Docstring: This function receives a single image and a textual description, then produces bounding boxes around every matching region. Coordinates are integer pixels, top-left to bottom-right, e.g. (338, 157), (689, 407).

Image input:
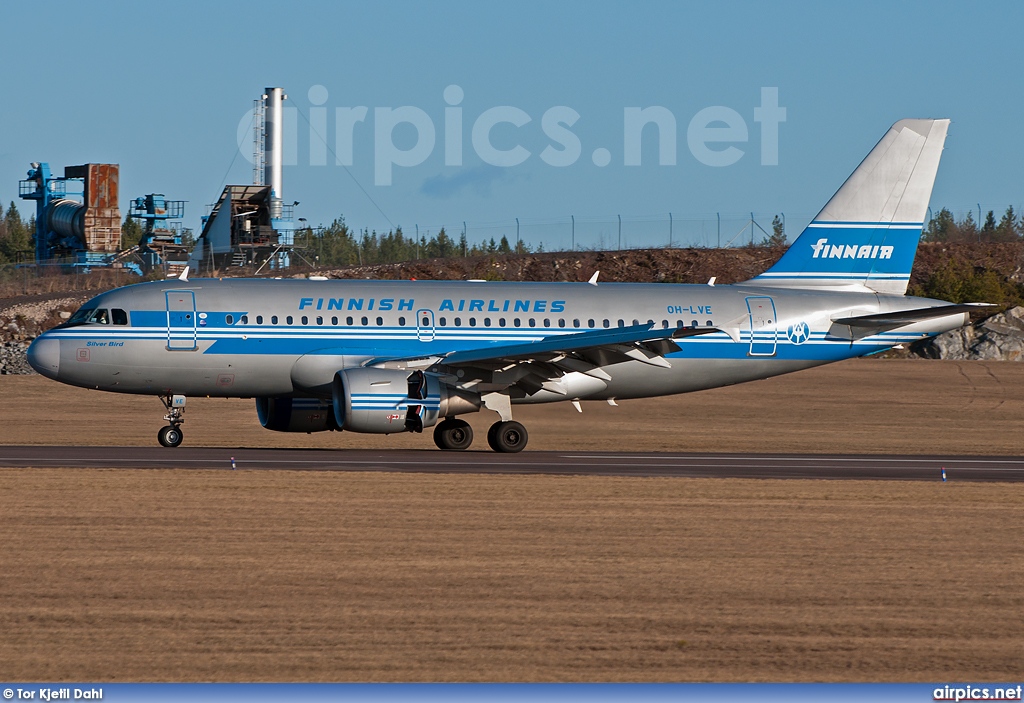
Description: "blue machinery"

(129, 194), (189, 273)
(19, 162), (127, 270)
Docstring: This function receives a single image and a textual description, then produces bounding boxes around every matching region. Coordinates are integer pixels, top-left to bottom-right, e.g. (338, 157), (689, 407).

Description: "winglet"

(178, 265), (190, 282)
(588, 271), (600, 286)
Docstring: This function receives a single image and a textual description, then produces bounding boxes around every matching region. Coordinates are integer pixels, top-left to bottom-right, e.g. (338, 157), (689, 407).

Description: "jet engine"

(256, 396), (339, 433)
(332, 368), (480, 434)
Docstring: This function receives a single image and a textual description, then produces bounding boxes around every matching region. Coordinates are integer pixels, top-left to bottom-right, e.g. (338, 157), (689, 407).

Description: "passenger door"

(166, 290), (198, 351)
(746, 296), (777, 356)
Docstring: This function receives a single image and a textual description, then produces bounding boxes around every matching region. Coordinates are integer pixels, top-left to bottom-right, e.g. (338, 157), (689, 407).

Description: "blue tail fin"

(749, 119), (949, 295)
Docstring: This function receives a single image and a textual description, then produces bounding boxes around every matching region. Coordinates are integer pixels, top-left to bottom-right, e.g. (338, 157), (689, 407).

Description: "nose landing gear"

(158, 394), (186, 447)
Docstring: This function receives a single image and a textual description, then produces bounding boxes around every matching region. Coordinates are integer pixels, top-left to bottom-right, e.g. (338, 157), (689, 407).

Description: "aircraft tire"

(486, 421), (528, 453)
(158, 425), (184, 448)
(433, 418), (473, 451)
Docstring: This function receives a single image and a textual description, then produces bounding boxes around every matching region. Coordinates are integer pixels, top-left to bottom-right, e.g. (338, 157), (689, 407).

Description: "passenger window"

(240, 315), (248, 324)
(226, 314), (234, 325)
(271, 316), (279, 325)
(528, 319), (536, 328)
(399, 316), (406, 326)
(361, 316), (368, 326)
(484, 318), (491, 327)
(439, 317), (447, 326)
(376, 317), (383, 326)
(331, 316), (338, 325)
(111, 309), (128, 325)
(706, 320), (713, 326)
(256, 315), (263, 325)
(558, 319), (565, 328)
(499, 318), (506, 327)
(691, 319), (698, 327)
(346, 316), (353, 326)
(632, 319), (639, 326)
(588, 319), (595, 328)
(603, 319), (610, 328)
(316, 316), (323, 325)
(514, 318), (521, 327)
(617, 319), (624, 327)
(286, 316), (294, 325)
(676, 320), (683, 328)
(469, 317), (476, 327)
(573, 319), (580, 328)
(543, 319), (550, 327)
(301, 316), (308, 325)
(662, 320), (669, 328)
(454, 317), (462, 327)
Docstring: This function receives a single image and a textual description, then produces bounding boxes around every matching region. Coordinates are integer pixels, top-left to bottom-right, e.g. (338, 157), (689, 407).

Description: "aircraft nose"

(27, 335), (60, 379)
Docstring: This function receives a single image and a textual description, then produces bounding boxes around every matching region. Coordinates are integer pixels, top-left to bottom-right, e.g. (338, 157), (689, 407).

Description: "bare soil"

(1, 360), (1022, 682)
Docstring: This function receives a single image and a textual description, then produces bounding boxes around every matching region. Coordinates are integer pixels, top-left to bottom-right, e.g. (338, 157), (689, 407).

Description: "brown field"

(1, 359), (1023, 681)
(3, 358), (1024, 454)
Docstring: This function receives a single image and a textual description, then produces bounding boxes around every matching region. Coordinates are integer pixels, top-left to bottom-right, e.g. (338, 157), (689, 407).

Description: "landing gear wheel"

(433, 418), (474, 451)
(158, 425), (183, 448)
(486, 421), (528, 453)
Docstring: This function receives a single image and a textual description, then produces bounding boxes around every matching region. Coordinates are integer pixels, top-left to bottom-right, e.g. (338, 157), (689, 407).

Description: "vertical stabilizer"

(749, 119), (949, 295)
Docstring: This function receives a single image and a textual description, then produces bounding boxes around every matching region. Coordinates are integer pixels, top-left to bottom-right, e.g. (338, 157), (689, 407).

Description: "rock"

(913, 306), (1024, 361)
(0, 341), (34, 375)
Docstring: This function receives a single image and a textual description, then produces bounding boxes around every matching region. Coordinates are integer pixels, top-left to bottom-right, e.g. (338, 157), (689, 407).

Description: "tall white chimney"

(263, 87), (286, 217)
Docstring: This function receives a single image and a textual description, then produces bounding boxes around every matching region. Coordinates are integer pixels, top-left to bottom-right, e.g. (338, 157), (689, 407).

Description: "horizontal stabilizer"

(829, 303), (994, 339)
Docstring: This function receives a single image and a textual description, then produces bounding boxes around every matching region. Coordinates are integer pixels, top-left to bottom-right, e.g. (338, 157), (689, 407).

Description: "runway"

(2, 445), (1024, 481)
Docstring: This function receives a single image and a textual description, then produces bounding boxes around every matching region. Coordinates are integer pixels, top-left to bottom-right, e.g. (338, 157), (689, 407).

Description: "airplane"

(27, 118), (984, 452)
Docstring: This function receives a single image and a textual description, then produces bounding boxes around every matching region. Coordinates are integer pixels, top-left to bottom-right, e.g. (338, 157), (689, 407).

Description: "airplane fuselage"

(31, 277), (965, 402)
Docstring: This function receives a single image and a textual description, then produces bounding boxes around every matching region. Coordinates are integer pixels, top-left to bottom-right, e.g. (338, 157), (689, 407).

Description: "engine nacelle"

(332, 367), (480, 434)
(256, 396), (339, 433)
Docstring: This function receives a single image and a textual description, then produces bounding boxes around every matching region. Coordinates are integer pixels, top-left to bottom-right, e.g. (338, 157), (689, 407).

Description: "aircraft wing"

(369, 323), (719, 393)
(829, 303), (995, 339)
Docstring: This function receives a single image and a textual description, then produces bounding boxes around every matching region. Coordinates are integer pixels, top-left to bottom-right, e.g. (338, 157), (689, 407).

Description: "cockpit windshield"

(60, 307), (128, 328)
(65, 307), (97, 326)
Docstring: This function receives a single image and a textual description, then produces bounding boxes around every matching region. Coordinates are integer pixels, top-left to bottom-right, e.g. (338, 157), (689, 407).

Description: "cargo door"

(166, 290), (198, 351)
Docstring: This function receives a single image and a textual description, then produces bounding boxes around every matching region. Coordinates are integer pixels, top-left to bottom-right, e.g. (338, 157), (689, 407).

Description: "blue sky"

(1, 0), (1021, 248)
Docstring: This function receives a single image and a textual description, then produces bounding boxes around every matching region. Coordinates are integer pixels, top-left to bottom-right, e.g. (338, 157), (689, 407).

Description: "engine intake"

(256, 396), (338, 433)
(332, 368), (480, 434)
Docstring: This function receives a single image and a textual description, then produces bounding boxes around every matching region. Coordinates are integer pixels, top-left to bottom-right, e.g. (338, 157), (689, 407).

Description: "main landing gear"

(158, 394), (186, 447)
(432, 418), (529, 453)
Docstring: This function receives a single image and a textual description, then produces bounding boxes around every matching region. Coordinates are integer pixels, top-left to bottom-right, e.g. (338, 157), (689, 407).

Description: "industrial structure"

(128, 194), (189, 275)
(19, 162), (132, 271)
(188, 87), (298, 273)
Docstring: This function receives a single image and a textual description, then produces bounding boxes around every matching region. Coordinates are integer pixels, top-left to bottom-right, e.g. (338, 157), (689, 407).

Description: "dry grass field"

(4, 358), (1024, 454)
(1, 359), (1023, 681)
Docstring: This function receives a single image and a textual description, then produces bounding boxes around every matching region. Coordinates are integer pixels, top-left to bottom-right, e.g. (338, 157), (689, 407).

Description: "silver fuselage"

(30, 277), (965, 402)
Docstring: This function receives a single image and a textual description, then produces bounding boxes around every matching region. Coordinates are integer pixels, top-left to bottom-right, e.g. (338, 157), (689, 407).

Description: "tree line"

(3, 201), (1024, 267)
(294, 217), (535, 267)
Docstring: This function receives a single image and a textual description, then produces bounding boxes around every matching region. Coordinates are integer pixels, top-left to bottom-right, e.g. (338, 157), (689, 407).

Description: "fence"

(400, 212), (816, 253)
